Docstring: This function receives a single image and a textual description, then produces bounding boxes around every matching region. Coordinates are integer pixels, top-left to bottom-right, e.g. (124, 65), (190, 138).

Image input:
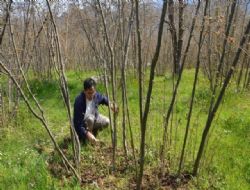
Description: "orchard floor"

(0, 70), (250, 189)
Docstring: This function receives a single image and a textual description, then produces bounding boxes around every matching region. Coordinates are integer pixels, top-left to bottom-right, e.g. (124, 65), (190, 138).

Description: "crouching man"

(73, 78), (117, 144)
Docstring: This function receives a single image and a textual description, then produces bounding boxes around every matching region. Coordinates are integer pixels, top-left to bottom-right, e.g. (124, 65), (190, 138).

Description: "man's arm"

(97, 93), (119, 113)
(97, 93), (109, 106)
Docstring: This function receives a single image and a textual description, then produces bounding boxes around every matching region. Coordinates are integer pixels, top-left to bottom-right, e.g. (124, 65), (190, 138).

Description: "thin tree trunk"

(247, 70), (250, 87)
(0, 84), (4, 127)
(243, 56), (250, 89)
(177, 0), (184, 74)
(125, 83), (137, 176)
(0, 60), (81, 181)
(136, 1), (167, 189)
(237, 42), (249, 91)
(135, 0), (143, 130)
(96, 0), (118, 170)
(178, 0), (209, 175)
(135, 0), (144, 185)
(205, 0), (213, 90)
(236, 1), (250, 91)
(160, 0), (201, 169)
(45, 0), (80, 169)
(209, 0), (237, 112)
(168, 0), (179, 74)
(0, 1), (12, 45)
(193, 18), (250, 176)
(120, 0), (134, 160)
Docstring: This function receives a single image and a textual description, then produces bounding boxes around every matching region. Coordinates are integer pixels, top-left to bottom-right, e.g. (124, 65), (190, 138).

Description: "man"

(73, 78), (117, 143)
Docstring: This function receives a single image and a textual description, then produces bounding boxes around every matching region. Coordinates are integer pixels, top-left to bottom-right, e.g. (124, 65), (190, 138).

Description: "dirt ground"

(46, 138), (192, 190)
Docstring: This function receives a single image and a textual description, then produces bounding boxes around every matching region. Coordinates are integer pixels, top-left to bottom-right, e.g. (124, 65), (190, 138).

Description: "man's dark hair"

(83, 78), (96, 90)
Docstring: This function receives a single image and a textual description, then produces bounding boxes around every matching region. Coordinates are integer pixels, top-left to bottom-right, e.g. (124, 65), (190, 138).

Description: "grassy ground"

(0, 69), (249, 189)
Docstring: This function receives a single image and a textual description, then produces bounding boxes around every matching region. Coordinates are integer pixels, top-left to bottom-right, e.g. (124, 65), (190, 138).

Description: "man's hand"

(110, 102), (119, 113)
(86, 131), (99, 144)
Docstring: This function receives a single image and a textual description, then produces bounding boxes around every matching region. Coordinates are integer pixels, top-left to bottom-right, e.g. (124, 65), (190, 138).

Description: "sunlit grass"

(0, 69), (249, 189)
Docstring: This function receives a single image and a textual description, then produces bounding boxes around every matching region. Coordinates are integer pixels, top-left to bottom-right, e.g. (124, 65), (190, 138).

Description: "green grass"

(0, 69), (250, 189)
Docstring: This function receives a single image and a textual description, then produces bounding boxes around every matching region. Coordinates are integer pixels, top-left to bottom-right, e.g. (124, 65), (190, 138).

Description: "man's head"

(83, 78), (96, 100)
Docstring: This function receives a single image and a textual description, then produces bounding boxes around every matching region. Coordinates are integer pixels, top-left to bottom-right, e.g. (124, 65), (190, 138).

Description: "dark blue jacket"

(73, 92), (109, 140)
